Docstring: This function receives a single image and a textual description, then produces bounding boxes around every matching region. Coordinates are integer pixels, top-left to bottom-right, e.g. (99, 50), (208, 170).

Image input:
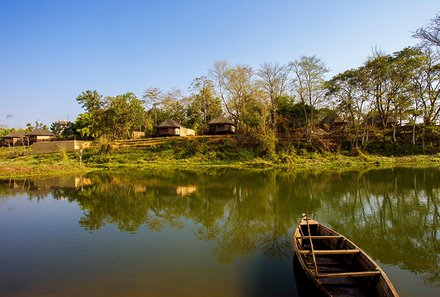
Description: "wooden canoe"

(293, 215), (399, 297)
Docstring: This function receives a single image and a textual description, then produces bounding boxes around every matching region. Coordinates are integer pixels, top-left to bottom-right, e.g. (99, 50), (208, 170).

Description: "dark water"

(0, 167), (439, 297)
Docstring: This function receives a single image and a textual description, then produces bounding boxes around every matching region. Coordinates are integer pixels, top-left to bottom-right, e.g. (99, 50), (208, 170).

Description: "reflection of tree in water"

(1, 167), (439, 285)
(316, 168), (440, 287)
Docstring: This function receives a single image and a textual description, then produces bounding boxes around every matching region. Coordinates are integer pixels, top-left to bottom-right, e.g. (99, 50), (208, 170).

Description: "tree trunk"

(412, 123), (416, 146)
(393, 125), (397, 143)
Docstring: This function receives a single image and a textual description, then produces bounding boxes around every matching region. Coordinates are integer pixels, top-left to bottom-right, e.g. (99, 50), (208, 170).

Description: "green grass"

(1, 138), (440, 178)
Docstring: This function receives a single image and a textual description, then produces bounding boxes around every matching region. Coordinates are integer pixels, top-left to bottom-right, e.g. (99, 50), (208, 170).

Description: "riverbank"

(1, 141), (440, 178)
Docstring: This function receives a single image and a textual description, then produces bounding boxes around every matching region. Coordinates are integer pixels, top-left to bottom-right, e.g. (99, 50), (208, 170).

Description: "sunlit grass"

(1, 138), (440, 178)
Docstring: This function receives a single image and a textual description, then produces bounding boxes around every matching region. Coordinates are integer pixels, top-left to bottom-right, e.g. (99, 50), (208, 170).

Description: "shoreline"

(1, 152), (439, 179)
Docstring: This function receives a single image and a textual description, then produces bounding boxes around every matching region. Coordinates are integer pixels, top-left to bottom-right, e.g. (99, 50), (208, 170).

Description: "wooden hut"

(2, 131), (26, 146)
(26, 129), (56, 144)
(320, 116), (347, 130)
(156, 120), (195, 137)
(207, 116), (236, 135)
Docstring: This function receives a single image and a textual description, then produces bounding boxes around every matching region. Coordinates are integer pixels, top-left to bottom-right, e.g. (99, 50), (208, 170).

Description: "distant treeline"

(2, 13), (440, 156)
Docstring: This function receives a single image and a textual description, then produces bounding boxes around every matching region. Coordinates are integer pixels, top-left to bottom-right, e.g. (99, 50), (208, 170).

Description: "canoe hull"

(293, 217), (399, 297)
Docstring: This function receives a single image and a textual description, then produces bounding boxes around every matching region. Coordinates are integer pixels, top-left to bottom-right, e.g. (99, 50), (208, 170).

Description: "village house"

(207, 116), (236, 135)
(2, 131), (26, 147)
(156, 119), (195, 137)
(26, 128), (56, 144)
(320, 116), (348, 131)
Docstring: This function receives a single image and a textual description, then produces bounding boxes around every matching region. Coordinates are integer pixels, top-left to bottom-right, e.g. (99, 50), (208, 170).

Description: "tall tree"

(290, 56), (329, 141)
(189, 76), (222, 131)
(74, 90), (105, 139)
(388, 48), (426, 142)
(76, 90), (104, 113)
(143, 87), (163, 127)
(104, 93), (146, 139)
(256, 63), (289, 132)
(410, 47), (440, 126)
(326, 67), (372, 149)
(211, 61), (256, 132)
(413, 13), (440, 49)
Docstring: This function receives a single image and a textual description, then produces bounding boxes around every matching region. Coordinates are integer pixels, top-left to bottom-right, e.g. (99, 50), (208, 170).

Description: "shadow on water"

(293, 255), (323, 297)
(243, 254), (300, 297)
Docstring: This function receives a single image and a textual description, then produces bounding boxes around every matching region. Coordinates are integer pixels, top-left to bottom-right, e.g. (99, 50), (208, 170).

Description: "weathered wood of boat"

(293, 215), (399, 297)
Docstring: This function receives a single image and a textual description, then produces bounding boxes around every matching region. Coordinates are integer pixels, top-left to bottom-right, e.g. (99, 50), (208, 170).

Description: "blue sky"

(1, 0), (439, 128)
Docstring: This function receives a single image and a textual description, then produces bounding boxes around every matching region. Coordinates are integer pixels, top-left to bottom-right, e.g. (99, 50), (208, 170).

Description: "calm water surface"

(0, 167), (439, 297)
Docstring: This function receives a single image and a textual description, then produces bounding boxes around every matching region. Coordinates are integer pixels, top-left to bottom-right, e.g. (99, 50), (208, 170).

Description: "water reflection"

(0, 167), (439, 288)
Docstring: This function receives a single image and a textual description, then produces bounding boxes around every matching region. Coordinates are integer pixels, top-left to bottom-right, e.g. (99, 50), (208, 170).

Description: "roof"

(208, 116), (234, 125)
(3, 131), (26, 138)
(157, 119), (185, 128)
(26, 129), (56, 136)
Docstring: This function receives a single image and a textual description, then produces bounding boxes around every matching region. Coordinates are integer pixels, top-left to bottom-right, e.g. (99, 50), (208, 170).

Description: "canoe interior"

(294, 219), (398, 297)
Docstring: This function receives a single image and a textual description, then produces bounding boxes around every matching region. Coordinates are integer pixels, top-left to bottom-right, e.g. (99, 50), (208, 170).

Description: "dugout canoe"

(293, 215), (399, 297)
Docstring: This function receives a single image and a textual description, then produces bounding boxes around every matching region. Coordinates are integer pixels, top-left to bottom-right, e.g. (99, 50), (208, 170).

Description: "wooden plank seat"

(300, 235), (343, 239)
(317, 271), (381, 279)
(299, 249), (360, 255)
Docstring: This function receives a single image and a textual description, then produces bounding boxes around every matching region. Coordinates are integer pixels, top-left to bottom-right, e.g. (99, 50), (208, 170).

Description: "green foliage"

(74, 112), (100, 139)
(103, 92), (146, 139)
(25, 121), (47, 132)
(50, 121), (76, 138)
(187, 77), (222, 133)
(277, 97), (316, 129)
(212, 61), (257, 132)
(76, 90), (103, 112)
(73, 91), (147, 140)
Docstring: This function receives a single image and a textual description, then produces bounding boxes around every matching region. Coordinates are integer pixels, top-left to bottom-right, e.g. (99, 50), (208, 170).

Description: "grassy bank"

(0, 147), (96, 178)
(2, 136), (440, 178)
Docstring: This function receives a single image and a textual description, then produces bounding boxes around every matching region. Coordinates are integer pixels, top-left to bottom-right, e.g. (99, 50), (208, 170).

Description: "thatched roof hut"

(207, 116), (235, 134)
(4, 131), (26, 138)
(157, 119), (185, 128)
(156, 120), (195, 137)
(26, 129), (56, 136)
(26, 129), (55, 143)
(2, 131), (26, 146)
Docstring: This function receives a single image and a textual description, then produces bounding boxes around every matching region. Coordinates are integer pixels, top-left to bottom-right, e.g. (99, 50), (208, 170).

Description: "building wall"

(2, 137), (25, 147)
(208, 124), (235, 134)
(180, 128), (195, 136)
(132, 131), (145, 139)
(157, 127), (180, 136)
(157, 127), (195, 137)
(29, 140), (92, 154)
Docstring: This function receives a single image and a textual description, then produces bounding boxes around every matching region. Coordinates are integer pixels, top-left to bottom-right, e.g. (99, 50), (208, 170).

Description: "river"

(0, 167), (439, 296)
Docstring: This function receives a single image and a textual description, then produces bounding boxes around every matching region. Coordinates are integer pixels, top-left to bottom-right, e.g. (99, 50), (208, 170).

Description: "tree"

(74, 112), (101, 139)
(278, 97), (316, 130)
(76, 90), (104, 113)
(143, 87), (163, 127)
(290, 56), (329, 141)
(388, 48), (426, 142)
(211, 61), (257, 132)
(104, 93), (146, 139)
(326, 67), (372, 148)
(73, 90), (106, 139)
(143, 88), (188, 126)
(50, 120), (76, 138)
(161, 90), (187, 124)
(410, 47), (440, 126)
(407, 47), (440, 149)
(413, 13), (440, 50)
(25, 121), (47, 132)
(189, 76), (222, 132)
(256, 63), (289, 132)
